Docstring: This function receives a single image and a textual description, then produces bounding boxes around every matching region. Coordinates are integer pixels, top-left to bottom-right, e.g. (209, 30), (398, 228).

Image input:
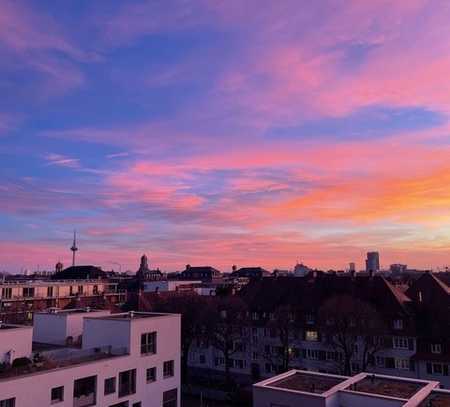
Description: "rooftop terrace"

(0, 346), (127, 381)
(270, 371), (346, 394)
(419, 391), (450, 407)
(348, 375), (425, 399)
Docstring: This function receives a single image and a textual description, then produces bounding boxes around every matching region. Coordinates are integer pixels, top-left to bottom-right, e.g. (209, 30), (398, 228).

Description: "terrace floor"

(349, 376), (424, 399)
(419, 392), (450, 407)
(270, 372), (346, 394)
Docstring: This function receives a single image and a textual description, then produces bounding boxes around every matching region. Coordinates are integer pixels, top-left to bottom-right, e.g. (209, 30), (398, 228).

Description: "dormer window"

(431, 344), (442, 354)
(393, 319), (403, 330)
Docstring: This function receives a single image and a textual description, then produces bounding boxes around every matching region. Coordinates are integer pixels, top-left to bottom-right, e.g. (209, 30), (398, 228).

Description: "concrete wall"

(33, 314), (67, 345)
(0, 326), (32, 363)
(253, 386), (326, 407)
(338, 391), (405, 407)
(33, 310), (111, 346)
(82, 318), (131, 351)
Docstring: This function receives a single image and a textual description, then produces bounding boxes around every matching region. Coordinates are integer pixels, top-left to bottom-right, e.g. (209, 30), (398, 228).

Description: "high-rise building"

(365, 251), (380, 272)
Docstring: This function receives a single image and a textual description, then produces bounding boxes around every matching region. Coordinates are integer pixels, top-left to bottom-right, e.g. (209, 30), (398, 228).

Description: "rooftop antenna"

(70, 230), (78, 267)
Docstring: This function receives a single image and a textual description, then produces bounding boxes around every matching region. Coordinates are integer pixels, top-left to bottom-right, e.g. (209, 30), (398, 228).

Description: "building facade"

(0, 311), (180, 407)
(0, 280), (126, 324)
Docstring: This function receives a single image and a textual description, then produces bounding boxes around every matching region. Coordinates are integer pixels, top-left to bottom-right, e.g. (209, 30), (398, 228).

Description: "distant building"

(293, 263), (311, 277)
(230, 267), (271, 279)
(349, 262), (356, 272)
(136, 254), (163, 282)
(390, 263), (408, 273)
(365, 251), (380, 272)
(0, 280), (125, 324)
(0, 311), (180, 407)
(51, 265), (106, 280)
(179, 265), (221, 282)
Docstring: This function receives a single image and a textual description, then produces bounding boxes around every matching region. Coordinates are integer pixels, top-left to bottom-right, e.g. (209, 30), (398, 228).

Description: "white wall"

(82, 318), (131, 351)
(338, 391), (405, 407)
(253, 386), (326, 407)
(33, 310), (111, 346)
(0, 326), (32, 363)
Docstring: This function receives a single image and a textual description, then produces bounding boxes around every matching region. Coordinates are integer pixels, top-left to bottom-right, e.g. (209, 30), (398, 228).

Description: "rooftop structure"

(0, 310), (181, 407)
(254, 370), (445, 407)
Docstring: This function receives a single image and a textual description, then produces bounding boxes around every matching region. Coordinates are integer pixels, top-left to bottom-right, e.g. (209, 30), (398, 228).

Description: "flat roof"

(419, 390), (450, 407)
(0, 324), (31, 331)
(36, 308), (107, 315)
(86, 311), (175, 321)
(270, 372), (346, 394)
(0, 348), (127, 381)
(348, 375), (425, 399)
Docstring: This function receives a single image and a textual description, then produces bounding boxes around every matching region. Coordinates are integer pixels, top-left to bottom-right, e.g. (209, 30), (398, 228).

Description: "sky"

(1, 0), (450, 273)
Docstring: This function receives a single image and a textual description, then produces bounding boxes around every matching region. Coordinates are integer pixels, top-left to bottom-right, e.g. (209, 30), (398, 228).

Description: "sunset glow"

(2, 0), (450, 272)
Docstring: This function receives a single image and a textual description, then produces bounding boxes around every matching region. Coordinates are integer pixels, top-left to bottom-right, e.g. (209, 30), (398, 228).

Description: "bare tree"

(319, 295), (386, 375)
(207, 296), (248, 387)
(152, 293), (210, 383)
(263, 305), (299, 373)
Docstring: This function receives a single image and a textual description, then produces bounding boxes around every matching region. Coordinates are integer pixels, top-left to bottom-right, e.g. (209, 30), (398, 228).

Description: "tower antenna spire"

(70, 230), (78, 267)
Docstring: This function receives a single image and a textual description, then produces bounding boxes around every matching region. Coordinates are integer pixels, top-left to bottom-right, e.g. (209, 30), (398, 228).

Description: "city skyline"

(2, 1), (450, 272)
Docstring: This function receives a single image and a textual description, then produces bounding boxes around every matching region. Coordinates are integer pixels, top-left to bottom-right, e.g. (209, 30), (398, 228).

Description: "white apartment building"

(0, 310), (180, 407)
(253, 369), (450, 407)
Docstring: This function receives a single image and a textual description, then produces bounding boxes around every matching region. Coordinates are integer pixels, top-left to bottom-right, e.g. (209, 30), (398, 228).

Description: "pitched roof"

(239, 274), (411, 315)
(51, 265), (106, 280)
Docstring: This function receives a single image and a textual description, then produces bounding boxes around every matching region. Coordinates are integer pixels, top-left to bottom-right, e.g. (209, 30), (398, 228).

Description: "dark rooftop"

(94, 311), (169, 320)
(270, 372), (346, 394)
(348, 375), (424, 399)
(419, 391), (450, 407)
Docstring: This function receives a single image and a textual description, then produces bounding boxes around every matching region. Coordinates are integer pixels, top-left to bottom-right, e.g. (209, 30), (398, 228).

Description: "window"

(70, 286), (75, 296)
(47, 286), (54, 297)
(146, 367), (156, 383)
(1, 287), (12, 299)
(433, 363), (443, 375)
(141, 332), (157, 355)
(431, 344), (442, 354)
(23, 287), (34, 298)
(73, 375), (97, 407)
(93, 285), (98, 294)
(395, 358), (410, 370)
(109, 403), (129, 407)
(252, 352), (258, 360)
(51, 386), (64, 403)
(118, 369), (136, 397)
(393, 319), (403, 330)
(163, 388), (178, 407)
(306, 313), (315, 324)
(393, 337), (409, 349)
(305, 330), (319, 341)
(132, 403), (142, 407)
(78, 285), (83, 294)
(235, 359), (246, 369)
(199, 354), (206, 364)
(376, 356), (385, 367)
(163, 360), (174, 378)
(104, 377), (116, 395)
(0, 399), (15, 407)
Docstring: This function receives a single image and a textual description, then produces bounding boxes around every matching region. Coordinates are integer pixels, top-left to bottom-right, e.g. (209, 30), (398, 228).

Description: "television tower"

(70, 230), (78, 267)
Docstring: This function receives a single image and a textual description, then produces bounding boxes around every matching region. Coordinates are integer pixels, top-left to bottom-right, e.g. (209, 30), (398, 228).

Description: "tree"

(207, 296), (248, 387)
(318, 295), (386, 375)
(264, 305), (299, 373)
(152, 293), (210, 383)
